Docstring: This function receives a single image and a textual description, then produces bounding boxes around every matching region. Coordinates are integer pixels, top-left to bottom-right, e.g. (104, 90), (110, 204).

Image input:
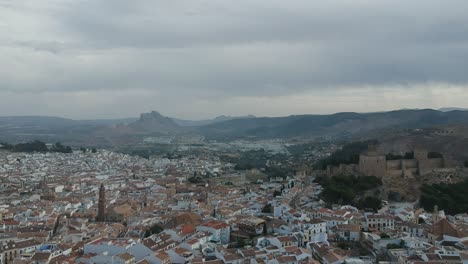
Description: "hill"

(198, 109), (468, 140)
(129, 111), (181, 132)
(2, 109), (468, 145)
(173, 115), (256, 127)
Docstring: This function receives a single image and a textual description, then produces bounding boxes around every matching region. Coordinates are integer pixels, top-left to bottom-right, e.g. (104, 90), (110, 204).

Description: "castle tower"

(433, 205), (440, 223)
(359, 144), (386, 178)
(40, 175), (48, 190)
(97, 183), (106, 222)
(367, 144), (378, 155)
(414, 148), (428, 161)
(142, 193), (148, 208)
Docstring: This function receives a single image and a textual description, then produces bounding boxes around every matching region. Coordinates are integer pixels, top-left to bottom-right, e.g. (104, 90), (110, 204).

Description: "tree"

(188, 176), (203, 184)
(404, 152), (414, 159)
(386, 243), (401, 249)
(358, 196), (382, 212)
(50, 142), (73, 153)
(419, 180), (468, 215)
(380, 233), (390, 239)
(314, 175), (382, 207)
(388, 191), (401, 202)
(91, 148), (97, 153)
(464, 161), (468, 168)
(315, 140), (378, 170)
(238, 238), (246, 247)
(12, 140), (48, 152)
(428, 152), (443, 159)
(386, 240), (405, 249)
(262, 204), (273, 214)
(0, 143), (13, 150)
(144, 223), (163, 238)
(273, 190), (282, 197)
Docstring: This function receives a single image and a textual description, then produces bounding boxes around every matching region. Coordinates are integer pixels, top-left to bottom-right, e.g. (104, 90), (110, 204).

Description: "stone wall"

(386, 169), (403, 177)
(419, 158), (444, 175)
(359, 154), (386, 178)
(326, 164), (359, 177)
(386, 160), (402, 170)
(325, 146), (455, 179)
(402, 159), (418, 169)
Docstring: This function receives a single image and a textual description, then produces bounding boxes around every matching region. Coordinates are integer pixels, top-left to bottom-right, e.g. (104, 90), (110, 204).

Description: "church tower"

(97, 183), (106, 222)
(433, 205), (440, 223)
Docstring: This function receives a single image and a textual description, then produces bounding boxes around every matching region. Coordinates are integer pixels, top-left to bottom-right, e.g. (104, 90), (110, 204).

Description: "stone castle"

(327, 144), (455, 179)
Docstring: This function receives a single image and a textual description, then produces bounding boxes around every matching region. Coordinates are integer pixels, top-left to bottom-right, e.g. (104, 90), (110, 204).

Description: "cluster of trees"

(355, 196), (383, 212)
(144, 223), (163, 238)
(286, 142), (317, 156)
(262, 204), (273, 213)
(386, 240), (405, 249)
(80, 147), (97, 153)
(221, 150), (293, 179)
(315, 140), (378, 170)
(1, 140), (73, 153)
(419, 179), (468, 215)
(273, 190), (282, 197)
(50, 142), (73, 153)
(314, 175), (383, 211)
(427, 152), (443, 159)
(464, 161), (468, 168)
(225, 149), (272, 170)
(386, 152), (414, 160)
(386, 151), (442, 160)
(187, 176), (204, 184)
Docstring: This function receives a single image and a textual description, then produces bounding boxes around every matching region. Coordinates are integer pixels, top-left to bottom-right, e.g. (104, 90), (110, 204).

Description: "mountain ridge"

(2, 108), (468, 144)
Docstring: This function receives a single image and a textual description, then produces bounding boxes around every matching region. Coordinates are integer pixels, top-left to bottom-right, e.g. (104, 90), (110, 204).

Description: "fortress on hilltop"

(327, 144), (456, 179)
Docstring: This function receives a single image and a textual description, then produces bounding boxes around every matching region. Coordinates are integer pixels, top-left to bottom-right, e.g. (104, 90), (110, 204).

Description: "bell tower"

(433, 205), (440, 223)
(97, 183), (106, 222)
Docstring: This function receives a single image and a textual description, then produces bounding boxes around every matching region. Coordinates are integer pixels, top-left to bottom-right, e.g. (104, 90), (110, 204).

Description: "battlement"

(327, 145), (452, 178)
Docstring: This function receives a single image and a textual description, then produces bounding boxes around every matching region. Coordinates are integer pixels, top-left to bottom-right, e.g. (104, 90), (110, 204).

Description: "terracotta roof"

(181, 224), (195, 235)
(200, 220), (229, 230)
(117, 252), (135, 261)
(31, 252), (51, 261)
(277, 255), (297, 264)
(224, 253), (243, 261)
(430, 218), (468, 239)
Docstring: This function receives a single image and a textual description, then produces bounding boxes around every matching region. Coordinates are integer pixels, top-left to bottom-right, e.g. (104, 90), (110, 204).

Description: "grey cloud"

(1, 0), (468, 118)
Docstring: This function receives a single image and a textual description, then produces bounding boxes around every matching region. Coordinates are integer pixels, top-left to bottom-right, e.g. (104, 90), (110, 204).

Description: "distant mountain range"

(438, 107), (468, 112)
(1, 108), (468, 145)
(197, 109), (468, 140)
(173, 115), (256, 127)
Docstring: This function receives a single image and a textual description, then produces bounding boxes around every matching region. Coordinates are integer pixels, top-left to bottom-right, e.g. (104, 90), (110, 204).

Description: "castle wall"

(359, 154), (386, 178)
(402, 159), (418, 169)
(386, 160), (402, 170)
(403, 168), (418, 178)
(327, 164), (359, 177)
(386, 169), (403, 177)
(442, 158), (458, 168)
(326, 146), (455, 179)
(414, 149), (428, 161)
(419, 158), (444, 175)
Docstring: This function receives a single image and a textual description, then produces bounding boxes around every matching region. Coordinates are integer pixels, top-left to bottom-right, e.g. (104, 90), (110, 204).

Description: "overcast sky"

(1, 0), (467, 119)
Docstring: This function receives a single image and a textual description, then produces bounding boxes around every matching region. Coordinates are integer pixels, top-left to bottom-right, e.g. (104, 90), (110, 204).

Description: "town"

(0, 143), (467, 264)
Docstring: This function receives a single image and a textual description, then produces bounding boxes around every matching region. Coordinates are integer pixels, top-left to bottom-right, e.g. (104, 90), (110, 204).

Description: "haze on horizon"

(1, 0), (468, 120)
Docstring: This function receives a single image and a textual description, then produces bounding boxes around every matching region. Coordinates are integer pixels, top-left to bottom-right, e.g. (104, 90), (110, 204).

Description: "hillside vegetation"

(315, 140), (377, 170)
(1, 141), (73, 153)
(315, 175), (383, 211)
(420, 180), (468, 215)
